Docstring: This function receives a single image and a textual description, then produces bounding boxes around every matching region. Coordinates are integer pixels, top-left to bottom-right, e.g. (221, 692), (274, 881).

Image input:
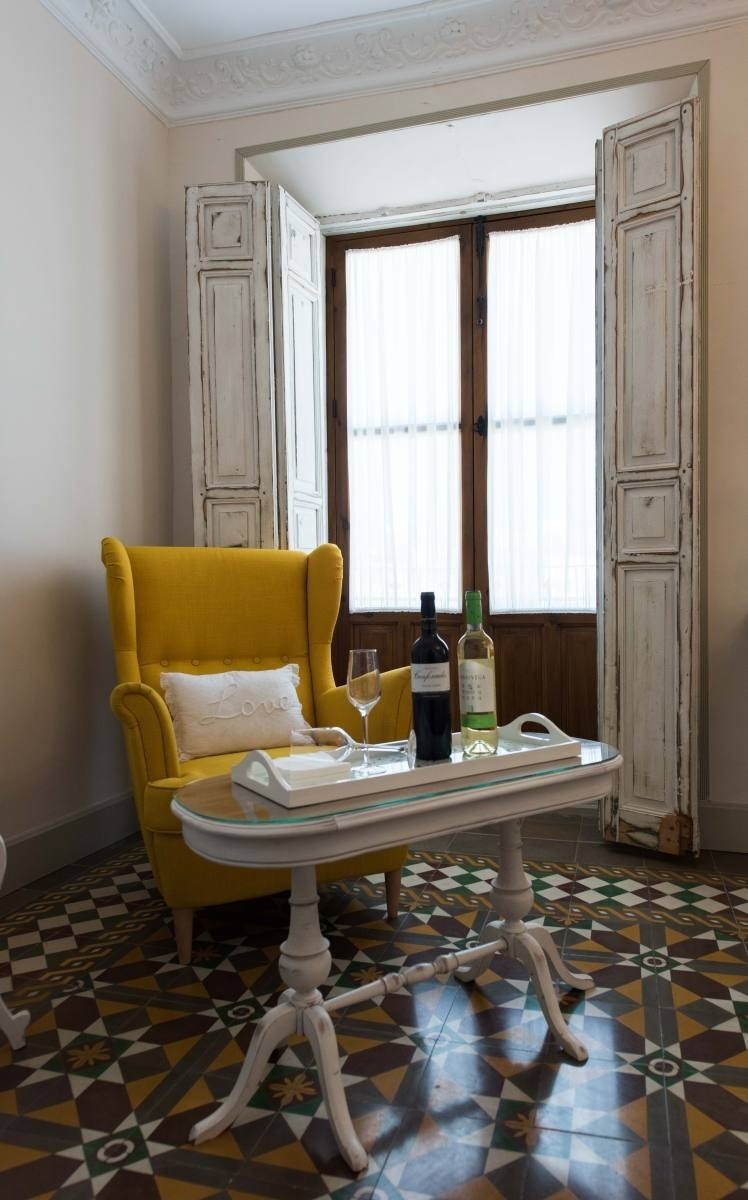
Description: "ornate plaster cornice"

(40, 0), (748, 126)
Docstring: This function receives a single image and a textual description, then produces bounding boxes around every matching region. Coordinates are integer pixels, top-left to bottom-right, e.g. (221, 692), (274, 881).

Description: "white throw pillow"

(161, 665), (308, 761)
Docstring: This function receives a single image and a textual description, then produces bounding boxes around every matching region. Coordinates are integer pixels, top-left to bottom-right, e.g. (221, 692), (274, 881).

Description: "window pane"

(487, 221), (596, 612)
(346, 237), (462, 612)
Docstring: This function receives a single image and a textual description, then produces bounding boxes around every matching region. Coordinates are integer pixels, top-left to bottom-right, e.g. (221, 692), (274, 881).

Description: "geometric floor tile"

(1, 840), (747, 1199)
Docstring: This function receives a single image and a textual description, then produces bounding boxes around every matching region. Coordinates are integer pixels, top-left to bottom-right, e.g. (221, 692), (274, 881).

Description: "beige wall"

(0, 2), (171, 853)
(168, 22), (748, 819)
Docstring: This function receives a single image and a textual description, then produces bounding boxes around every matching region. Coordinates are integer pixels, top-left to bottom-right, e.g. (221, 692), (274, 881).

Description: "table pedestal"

(190, 818), (593, 1172)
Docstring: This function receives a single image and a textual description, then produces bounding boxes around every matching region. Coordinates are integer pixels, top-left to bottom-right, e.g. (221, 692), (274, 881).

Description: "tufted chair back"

(101, 539), (345, 725)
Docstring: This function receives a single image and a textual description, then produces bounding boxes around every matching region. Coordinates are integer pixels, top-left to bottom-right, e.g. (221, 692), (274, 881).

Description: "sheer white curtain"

(346, 237), (462, 612)
(487, 220), (596, 612)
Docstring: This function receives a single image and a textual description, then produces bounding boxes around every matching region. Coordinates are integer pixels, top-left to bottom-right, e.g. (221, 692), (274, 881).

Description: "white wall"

(168, 22), (748, 830)
(0, 1), (171, 869)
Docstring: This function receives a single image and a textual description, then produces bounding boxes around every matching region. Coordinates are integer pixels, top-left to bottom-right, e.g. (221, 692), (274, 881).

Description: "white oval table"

(173, 740), (621, 1173)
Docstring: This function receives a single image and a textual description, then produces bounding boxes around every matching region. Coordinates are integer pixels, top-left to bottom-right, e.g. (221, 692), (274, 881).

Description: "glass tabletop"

(173, 740), (620, 828)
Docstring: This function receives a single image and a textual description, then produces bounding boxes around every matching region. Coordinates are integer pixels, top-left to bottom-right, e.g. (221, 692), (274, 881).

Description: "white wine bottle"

(457, 590), (498, 757)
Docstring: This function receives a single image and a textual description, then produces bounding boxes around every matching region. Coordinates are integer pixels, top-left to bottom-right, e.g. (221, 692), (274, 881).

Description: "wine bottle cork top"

(465, 590), (482, 625)
(420, 592), (436, 619)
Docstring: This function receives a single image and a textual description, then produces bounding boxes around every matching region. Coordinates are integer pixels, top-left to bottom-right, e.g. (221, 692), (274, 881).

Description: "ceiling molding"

(40, 0), (748, 126)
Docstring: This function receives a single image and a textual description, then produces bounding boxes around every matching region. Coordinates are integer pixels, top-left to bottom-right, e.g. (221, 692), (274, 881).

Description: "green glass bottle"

(457, 590), (498, 757)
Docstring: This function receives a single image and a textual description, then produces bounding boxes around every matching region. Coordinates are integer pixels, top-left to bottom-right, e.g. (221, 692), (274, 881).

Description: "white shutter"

(186, 183), (277, 547)
(271, 187), (327, 550)
(597, 100), (701, 855)
(186, 182), (328, 551)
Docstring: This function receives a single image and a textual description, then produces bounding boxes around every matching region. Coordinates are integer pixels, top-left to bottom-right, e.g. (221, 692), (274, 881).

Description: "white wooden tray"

(231, 713), (581, 809)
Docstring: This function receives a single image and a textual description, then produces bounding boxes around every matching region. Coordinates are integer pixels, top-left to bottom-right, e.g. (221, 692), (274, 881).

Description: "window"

(487, 221), (596, 611)
(327, 205), (598, 739)
(332, 206), (596, 615)
(346, 237), (463, 612)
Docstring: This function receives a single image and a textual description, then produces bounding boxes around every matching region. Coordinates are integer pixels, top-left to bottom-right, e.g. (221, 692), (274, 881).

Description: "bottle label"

(458, 660), (496, 714)
(411, 663), (450, 694)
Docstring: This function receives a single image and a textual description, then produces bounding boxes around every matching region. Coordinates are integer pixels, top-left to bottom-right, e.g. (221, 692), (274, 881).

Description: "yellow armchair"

(101, 538), (412, 964)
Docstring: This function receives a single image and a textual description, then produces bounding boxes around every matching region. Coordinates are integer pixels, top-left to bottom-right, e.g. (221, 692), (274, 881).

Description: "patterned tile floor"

(0, 816), (747, 1200)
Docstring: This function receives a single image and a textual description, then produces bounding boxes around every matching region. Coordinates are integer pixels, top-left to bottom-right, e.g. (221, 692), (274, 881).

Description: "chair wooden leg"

(384, 867), (401, 921)
(173, 907), (194, 965)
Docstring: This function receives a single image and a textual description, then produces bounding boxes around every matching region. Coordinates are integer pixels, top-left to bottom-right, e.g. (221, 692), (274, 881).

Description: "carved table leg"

(454, 921), (507, 983)
(457, 819), (593, 1062)
(0, 837), (30, 1050)
(191, 865), (367, 1172)
(191, 1002), (297, 1143)
(0, 1002), (30, 1051)
(303, 1004), (368, 1172)
(527, 924), (594, 991)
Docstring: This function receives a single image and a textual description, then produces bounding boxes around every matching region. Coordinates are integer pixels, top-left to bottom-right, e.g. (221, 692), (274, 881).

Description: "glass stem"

(362, 711), (370, 770)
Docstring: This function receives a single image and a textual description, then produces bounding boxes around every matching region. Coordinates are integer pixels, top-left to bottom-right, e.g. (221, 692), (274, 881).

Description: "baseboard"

(4, 791), (138, 893)
(699, 804), (748, 854)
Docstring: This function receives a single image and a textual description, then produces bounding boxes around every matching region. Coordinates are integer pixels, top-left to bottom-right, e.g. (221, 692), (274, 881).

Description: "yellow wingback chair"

(101, 538), (411, 964)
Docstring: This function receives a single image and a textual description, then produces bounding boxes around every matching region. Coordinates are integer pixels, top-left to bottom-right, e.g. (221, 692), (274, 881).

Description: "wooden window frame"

(325, 203), (598, 738)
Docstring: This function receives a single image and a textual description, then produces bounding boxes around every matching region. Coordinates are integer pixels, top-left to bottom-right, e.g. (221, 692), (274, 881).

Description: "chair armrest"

(110, 683), (183, 804)
(143, 775), (205, 834)
(316, 666), (412, 743)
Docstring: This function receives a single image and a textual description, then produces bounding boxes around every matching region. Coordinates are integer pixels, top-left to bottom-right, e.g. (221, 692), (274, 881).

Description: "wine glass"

(346, 649), (382, 775)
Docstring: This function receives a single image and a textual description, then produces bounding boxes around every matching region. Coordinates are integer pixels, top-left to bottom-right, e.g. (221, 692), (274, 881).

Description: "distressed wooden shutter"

(186, 182), (327, 550)
(271, 187), (327, 550)
(597, 99), (701, 854)
(186, 183), (276, 547)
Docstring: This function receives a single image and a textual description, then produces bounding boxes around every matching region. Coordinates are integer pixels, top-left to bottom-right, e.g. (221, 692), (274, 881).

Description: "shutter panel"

(597, 100), (701, 854)
(271, 187), (327, 550)
(186, 183), (276, 547)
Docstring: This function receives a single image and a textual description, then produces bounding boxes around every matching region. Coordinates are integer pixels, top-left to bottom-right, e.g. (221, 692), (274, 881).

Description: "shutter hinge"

(330, 267), (337, 289)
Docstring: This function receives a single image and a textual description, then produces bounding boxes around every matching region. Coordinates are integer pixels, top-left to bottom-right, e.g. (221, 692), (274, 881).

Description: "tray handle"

(500, 712), (571, 744)
(231, 749), (290, 797)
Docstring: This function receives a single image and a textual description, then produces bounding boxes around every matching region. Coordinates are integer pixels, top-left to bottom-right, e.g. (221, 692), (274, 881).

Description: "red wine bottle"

(410, 591), (452, 763)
